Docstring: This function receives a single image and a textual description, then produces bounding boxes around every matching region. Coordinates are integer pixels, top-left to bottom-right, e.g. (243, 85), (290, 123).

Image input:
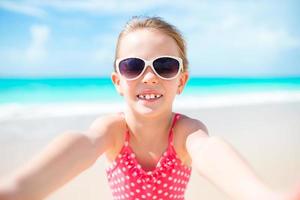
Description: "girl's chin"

(137, 105), (159, 114)
(131, 104), (164, 117)
(125, 98), (171, 116)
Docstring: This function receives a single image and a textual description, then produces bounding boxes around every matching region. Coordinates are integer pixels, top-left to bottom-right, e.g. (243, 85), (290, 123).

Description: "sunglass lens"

(153, 57), (180, 79)
(119, 58), (145, 79)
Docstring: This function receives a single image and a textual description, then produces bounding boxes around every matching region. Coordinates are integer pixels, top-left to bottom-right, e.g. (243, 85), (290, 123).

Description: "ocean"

(1, 77), (300, 120)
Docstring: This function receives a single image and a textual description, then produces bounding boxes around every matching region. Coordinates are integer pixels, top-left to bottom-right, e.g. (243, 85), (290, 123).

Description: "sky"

(0, 0), (300, 77)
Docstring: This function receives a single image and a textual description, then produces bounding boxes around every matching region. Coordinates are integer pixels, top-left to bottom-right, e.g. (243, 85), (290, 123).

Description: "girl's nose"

(141, 65), (158, 84)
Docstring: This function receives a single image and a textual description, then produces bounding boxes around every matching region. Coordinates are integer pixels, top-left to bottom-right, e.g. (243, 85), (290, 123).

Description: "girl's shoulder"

(89, 112), (125, 132)
(88, 113), (126, 151)
(172, 114), (209, 166)
(175, 113), (209, 137)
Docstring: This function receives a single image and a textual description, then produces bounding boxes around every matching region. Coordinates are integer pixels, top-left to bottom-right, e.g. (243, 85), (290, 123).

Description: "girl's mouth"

(136, 94), (163, 100)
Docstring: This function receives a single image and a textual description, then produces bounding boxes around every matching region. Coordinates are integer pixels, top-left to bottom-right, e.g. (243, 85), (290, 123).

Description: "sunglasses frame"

(115, 55), (184, 81)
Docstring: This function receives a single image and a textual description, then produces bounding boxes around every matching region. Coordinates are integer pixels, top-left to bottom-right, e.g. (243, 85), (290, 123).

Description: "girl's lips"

(136, 93), (163, 100)
(136, 89), (164, 102)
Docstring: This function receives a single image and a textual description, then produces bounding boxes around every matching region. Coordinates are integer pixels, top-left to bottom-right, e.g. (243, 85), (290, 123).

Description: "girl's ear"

(177, 72), (189, 95)
(111, 72), (123, 96)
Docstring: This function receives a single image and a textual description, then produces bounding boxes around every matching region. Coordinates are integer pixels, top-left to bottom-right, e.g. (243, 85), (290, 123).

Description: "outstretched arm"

(0, 116), (114, 200)
(186, 130), (294, 200)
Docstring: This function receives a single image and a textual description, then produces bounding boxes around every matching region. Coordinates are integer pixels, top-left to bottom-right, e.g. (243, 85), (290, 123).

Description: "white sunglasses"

(115, 55), (183, 80)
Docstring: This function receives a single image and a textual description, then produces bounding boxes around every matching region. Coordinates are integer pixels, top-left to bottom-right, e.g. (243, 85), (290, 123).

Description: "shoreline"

(1, 90), (300, 121)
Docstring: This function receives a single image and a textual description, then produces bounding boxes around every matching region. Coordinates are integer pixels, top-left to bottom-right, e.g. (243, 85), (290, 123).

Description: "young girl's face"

(112, 28), (188, 117)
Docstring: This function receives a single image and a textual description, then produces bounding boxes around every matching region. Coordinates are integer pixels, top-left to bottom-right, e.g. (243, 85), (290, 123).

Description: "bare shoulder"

(176, 113), (209, 138)
(177, 114), (216, 160)
(84, 113), (126, 152)
(173, 113), (209, 165)
(89, 113), (125, 133)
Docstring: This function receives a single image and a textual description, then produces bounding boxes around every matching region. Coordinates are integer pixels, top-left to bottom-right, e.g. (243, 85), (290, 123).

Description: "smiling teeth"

(138, 94), (162, 100)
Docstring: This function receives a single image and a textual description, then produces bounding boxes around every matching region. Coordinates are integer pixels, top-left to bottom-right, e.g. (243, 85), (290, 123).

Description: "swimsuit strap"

(168, 113), (180, 145)
(119, 112), (130, 146)
(124, 124), (130, 145)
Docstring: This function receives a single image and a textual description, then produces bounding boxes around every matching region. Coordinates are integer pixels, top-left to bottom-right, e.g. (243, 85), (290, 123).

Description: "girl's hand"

(287, 182), (300, 200)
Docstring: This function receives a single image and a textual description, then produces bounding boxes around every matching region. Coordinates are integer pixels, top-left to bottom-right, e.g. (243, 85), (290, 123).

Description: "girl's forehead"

(118, 29), (180, 59)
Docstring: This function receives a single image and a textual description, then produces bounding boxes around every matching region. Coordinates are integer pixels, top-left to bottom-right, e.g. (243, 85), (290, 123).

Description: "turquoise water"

(0, 77), (300, 104)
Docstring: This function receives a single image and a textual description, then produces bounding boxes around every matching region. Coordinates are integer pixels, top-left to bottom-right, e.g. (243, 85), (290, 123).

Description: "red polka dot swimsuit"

(106, 113), (192, 200)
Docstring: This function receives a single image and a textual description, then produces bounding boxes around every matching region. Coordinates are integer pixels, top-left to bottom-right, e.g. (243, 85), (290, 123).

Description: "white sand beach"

(0, 100), (300, 199)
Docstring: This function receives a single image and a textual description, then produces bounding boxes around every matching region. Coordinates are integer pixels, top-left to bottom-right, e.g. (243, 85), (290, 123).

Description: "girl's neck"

(124, 109), (174, 144)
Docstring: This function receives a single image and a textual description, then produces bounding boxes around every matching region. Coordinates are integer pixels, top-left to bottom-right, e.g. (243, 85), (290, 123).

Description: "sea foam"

(1, 91), (300, 121)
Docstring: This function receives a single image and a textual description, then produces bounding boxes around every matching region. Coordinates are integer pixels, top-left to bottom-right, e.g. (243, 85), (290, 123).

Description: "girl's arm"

(186, 129), (290, 200)
(0, 116), (116, 200)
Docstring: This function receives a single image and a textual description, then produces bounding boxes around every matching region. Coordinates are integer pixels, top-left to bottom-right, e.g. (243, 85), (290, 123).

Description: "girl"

(0, 16), (299, 200)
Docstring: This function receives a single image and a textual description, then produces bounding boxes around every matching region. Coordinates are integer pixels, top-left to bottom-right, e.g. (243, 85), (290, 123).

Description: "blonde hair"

(114, 16), (188, 72)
